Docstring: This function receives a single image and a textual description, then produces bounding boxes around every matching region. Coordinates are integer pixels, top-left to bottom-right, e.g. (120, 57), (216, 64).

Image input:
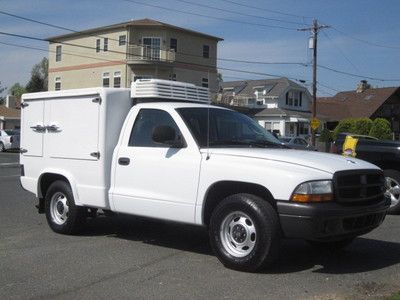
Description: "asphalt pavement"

(1, 154), (400, 299)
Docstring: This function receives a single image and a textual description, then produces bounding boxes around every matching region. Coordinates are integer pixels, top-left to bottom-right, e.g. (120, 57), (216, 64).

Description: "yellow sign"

(342, 135), (359, 157)
(310, 118), (320, 130)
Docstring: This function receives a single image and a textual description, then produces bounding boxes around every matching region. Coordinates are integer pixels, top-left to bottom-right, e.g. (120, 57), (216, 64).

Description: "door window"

(142, 37), (161, 60)
(129, 109), (182, 147)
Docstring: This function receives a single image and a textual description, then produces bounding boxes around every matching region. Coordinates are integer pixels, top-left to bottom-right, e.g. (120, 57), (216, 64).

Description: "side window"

(129, 109), (183, 147)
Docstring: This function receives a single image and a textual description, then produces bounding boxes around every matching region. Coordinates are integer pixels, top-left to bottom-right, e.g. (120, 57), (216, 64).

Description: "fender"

(37, 168), (81, 205)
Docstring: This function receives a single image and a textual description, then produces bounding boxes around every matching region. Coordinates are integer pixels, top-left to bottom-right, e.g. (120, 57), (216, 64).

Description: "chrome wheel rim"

(50, 192), (69, 225)
(220, 211), (257, 257)
(385, 177), (400, 208)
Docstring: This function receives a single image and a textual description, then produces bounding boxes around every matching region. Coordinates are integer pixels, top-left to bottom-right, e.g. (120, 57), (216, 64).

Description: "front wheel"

(45, 180), (86, 234)
(209, 193), (280, 272)
(384, 169), (400, 215)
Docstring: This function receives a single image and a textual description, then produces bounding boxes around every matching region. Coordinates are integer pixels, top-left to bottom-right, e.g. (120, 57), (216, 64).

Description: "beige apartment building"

(47, 18), (223, 93)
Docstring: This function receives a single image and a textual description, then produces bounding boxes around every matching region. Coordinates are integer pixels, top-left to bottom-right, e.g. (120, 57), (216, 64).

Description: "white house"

(219, 78), (312, 137)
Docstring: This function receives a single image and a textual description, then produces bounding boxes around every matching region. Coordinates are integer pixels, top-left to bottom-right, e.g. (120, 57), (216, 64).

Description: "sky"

(1, 0), (400, 97)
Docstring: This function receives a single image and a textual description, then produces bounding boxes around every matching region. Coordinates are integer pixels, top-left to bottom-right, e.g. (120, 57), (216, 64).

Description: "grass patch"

(388, 291), (400, 300)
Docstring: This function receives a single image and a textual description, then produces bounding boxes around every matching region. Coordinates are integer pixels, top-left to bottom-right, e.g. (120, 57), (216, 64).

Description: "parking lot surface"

(1, 157), (400, 299)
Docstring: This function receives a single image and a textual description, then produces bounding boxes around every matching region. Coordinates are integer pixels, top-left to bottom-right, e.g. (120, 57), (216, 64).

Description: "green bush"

(352, 118), (373, 135)
(318, 128), (332, 143)
(333, 118), (354, 139)
(369, 118), (392, 140)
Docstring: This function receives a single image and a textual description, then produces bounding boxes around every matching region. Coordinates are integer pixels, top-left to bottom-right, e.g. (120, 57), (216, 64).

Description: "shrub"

(333, 119), (354, 139)
(352, 118), (373, 135)
(318, 128), (332, 143)
(369, 118), (392, 140)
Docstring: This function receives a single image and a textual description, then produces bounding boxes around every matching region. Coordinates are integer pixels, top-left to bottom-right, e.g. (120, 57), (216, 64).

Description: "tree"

(9, 83), (26, 99)
(0, 81), (6, 105)
(369, 118), (392, 140)
(26, 57), (48, 92)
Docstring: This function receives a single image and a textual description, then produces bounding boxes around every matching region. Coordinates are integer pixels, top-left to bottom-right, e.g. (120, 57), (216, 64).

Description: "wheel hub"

(56, 201), (64, 214)
(232, 224), (247, 243)
(220, 212), (257, 258)
(385, 176), (400, 208)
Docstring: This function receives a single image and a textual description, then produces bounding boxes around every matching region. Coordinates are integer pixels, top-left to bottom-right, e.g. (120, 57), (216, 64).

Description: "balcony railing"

(127, 45), (176, 63)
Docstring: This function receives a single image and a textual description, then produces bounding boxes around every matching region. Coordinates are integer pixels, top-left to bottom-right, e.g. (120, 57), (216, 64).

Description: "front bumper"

(277, 197), (390, 241)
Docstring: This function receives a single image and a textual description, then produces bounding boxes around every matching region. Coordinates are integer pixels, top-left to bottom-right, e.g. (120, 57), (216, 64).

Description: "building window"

(169, 73), (176, 81)
(104, 38), (108, 52)
(202, 78), (209, 88)
(55, 77), (61, 91)
(170, 38), (177, 52)
(119, 35), (126, 46)
(203, 45), (210, 58)
(114, 71), (121, 88)
(55, 45), (62, 62)
(286, 91), (302, 107)
(103, 72), (110, 87)
(96, 39), (101, 52)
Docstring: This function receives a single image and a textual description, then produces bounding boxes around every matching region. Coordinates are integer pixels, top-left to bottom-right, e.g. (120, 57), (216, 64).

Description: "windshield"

(177, 107), (282, 148)
(4, 129), (19, 135)
(279, 138), (291, 143)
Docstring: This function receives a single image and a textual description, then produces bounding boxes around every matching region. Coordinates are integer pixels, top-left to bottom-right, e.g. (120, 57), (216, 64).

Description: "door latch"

(90, 152), (100, 159)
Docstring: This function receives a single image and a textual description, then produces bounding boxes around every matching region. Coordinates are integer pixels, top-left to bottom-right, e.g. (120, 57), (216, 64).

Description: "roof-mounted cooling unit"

(131, 79), (210, 103)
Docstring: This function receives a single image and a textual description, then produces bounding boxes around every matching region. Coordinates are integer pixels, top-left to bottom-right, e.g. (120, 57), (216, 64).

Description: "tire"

(0, 142), (5, 152)
(209, 193), (280, 272)
(384, 169), (400, 215)
(307, 238), (355, 252)
(45, 180), (86, 234)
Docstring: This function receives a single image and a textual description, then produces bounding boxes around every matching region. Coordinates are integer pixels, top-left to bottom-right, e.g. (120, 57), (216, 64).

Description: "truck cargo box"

(20, 88), (131, 208)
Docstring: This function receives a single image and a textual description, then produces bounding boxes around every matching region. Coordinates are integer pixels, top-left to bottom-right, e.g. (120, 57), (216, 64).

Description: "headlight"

(290, 180), (333, 203)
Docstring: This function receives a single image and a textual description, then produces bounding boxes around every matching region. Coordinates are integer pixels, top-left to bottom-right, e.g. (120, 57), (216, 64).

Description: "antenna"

(206, 70), (211, 160)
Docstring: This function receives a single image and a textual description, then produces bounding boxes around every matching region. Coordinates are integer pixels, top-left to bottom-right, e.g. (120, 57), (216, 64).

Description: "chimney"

(356, 80), (371, 93)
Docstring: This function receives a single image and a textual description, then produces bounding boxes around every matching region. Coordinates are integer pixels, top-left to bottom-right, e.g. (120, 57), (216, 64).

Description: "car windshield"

(177, 107), (282, 148)
(279, 138), (291, 142)
(4, 129), (19, 135)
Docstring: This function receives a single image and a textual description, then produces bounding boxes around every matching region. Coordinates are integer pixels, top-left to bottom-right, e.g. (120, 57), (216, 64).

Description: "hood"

(202, 148), (380, 174)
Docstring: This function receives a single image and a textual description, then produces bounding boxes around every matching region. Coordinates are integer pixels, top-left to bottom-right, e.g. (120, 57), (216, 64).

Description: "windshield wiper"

(209, 140), (265, 147)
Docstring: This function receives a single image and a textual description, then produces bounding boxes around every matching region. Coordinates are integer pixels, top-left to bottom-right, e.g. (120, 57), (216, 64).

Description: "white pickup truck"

(20, 79), (390, 272)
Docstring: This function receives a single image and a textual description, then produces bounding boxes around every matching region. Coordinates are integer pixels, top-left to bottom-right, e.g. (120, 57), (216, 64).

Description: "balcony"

(127, 45), (176, 64)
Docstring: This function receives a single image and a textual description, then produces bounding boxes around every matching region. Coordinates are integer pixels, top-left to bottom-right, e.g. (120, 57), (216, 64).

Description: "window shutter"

(286, 92), (289, 105)
(299, 92), (303, 106)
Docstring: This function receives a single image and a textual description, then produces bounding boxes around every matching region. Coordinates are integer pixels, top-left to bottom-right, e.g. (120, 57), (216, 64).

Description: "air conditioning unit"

(131, 79), (210, 103)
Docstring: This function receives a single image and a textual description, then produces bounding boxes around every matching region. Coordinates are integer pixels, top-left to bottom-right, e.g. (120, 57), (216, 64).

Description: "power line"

(316, 81), (341, 93)
(117, 0), (298, 30)
(333, 27), (400, 50)
(318, 64), (400, 82)
(0, 9), (305, 66)
(0, 30), (308, 83)
(321, 30), (360, 72)
(172, 0), (305, 26)
(217, 0), (312, 19)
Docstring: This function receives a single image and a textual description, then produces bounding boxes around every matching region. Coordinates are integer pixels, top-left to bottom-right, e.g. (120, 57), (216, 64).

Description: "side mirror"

(152, 125), (185, 148)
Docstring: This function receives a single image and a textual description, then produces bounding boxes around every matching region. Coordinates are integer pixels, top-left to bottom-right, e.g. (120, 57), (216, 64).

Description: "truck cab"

(20, 80), (390, 272)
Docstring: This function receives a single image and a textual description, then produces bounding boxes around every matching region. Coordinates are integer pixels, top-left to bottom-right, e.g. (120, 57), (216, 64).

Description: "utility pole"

(298, 19), (330, 146)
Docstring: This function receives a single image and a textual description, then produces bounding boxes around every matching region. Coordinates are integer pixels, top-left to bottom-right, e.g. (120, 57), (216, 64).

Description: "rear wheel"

(45, 180), (86, 234)
(209, 193), (280, 272)
(384, 169), (400, 214)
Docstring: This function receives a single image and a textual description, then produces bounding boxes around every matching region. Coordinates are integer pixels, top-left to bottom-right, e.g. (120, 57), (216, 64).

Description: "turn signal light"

(291, 193), (333, 203)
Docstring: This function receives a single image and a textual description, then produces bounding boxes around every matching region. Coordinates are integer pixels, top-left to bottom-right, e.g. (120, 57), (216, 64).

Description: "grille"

(343, 212), (386, 231)
(333, 169), (385, 204)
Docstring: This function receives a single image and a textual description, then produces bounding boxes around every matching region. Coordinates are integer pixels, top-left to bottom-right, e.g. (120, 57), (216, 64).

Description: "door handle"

(118, 157), (130, 166)
(46, 124), (60, 132)
(30, 125), (46, 132)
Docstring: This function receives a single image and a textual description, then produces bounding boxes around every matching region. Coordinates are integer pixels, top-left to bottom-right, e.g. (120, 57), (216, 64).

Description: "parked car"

(279, 136), (316, 151)
(0, 129), (20, 152)
(332, 132), (400, 214)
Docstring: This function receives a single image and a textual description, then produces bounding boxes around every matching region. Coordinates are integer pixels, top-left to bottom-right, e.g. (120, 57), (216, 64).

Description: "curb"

(0, 163), (21, 169)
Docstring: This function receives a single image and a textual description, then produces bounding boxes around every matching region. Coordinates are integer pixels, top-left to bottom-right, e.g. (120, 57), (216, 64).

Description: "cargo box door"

(21, 100), (45, 157)
(47, 95), (100, 161)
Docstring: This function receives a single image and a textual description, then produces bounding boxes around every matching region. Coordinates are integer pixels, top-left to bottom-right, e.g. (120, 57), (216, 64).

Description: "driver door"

(111, 108), (201, 223)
